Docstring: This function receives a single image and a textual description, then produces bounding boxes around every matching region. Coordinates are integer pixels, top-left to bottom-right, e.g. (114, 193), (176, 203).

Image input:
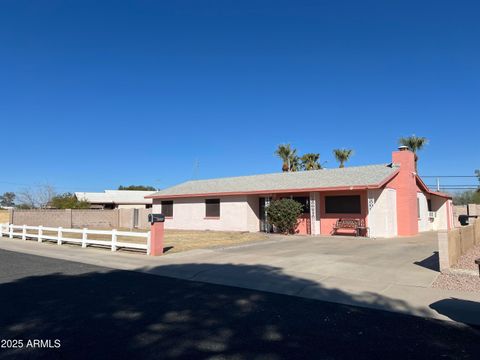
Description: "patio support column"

(309, 192), (320, 235)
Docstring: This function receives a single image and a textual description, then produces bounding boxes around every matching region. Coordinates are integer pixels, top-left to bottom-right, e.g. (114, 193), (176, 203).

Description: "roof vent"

(398, 145), (409, 151)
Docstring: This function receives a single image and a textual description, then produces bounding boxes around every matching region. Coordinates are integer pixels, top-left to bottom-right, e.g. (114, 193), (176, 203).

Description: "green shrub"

(266, 199), (304, 234)
(50, 193), (90, 209)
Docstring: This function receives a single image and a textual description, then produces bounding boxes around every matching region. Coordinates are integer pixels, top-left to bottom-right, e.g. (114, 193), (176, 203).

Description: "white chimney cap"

(398, 145), (409, 151)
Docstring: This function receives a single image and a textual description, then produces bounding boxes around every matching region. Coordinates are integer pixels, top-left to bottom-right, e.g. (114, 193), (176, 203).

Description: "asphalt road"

(0, 249), (479, 360)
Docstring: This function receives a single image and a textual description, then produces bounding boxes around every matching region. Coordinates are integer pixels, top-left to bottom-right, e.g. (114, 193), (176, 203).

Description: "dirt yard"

(0, 211), (9, 224)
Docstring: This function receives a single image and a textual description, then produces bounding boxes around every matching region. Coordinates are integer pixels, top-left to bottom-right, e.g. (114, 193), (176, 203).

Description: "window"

(325, 195), (361, 214)
(205, 199), (220, 218)
(293, 197), (310, 214)
(161, 201), (173, 217)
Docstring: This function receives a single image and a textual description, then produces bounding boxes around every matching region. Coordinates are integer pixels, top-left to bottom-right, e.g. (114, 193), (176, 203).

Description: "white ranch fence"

(0, 223), (151, 255)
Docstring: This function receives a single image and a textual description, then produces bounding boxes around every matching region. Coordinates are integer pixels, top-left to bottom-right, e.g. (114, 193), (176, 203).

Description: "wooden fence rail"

(0, 223), (151, 255)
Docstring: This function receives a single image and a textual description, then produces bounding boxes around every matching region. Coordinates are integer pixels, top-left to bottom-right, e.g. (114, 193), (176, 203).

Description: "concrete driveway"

(202, 231), (441, 289)
(1, 232), (480, 324)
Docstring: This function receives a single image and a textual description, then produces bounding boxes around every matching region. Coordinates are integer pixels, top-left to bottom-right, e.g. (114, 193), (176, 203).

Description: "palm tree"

(398, 135), (428, 172)
(333, 149), (353, 168)
(289, 152), (301, 172)
(301, 153), (322, 170)
(275, 144), (296, 172)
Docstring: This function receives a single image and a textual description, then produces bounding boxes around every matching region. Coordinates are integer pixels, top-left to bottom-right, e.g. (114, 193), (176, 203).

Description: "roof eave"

(147, 169), (400, 200)
(148, 184), (388, 200)
(416, 175), (452, 199)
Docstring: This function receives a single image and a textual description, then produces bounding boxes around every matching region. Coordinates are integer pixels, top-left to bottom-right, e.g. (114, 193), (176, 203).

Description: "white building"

(75, 190), (154, 209)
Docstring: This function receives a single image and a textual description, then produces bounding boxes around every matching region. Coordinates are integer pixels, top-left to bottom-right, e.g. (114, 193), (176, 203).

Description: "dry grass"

(0, 211), (9, 223)
(21, 227), (268, 254)
(163, 229), (268, 253)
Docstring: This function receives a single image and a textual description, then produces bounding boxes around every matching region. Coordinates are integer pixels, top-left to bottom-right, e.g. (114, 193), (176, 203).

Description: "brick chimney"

(390, 147), (418, 236)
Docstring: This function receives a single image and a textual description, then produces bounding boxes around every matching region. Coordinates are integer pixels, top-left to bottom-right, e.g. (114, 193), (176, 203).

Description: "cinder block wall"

(137, 208), (153, 229)
(72, 210), (119, 228)
(9, 208), (153, 230)
(453, 204), (480, 227)
(12, 209), (72, 227)
(438, 218), (479, 272)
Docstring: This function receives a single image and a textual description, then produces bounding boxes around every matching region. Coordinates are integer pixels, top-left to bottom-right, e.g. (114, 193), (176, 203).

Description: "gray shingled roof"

(149, 164), (398, 198)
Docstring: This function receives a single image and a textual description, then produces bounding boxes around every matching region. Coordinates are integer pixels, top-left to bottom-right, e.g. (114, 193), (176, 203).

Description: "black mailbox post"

(148, 213), (165, 224)
(458, 215), (478, 226)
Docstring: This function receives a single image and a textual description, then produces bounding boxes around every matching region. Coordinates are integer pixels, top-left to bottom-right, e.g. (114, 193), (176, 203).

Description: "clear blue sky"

(1, 0), (479, 194)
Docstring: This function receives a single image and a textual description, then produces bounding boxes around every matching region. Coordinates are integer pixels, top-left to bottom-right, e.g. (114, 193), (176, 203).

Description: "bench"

(475, 258), (480, 278)
(333, 219), (369, 237)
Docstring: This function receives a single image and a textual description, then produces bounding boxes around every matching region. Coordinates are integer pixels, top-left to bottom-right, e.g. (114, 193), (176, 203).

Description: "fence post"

(22, 225), (27, 240)
(111, 229), (117, 252)
(57, 227), (63, 245)
(9, 224), (13, 239)
(8, 208), (14, 224)
(146, 231), (151, 255)
(38, 226), (43, 243)
(82, 228), (87, 248)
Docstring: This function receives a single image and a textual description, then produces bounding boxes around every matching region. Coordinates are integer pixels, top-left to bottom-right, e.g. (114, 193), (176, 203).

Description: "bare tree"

(36, 184), (56, 208)
(17, 188), (37, 208)
(17, 184), (56, 209)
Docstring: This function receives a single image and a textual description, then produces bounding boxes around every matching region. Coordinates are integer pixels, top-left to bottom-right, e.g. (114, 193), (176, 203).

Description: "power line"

(0, 181), (101, 192)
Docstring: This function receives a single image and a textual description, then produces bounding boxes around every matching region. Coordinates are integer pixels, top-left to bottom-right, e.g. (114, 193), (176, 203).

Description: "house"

(75, 190), (155, 209)
(146, 148), (453, 238)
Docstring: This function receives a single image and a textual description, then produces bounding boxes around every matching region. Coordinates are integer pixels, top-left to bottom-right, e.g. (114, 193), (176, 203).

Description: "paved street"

(1, 249), (480, 359)
(2, 233), (480, 325)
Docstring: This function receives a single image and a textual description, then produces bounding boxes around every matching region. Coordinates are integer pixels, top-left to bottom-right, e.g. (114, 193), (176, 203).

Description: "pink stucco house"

(146, 148), (453, 238)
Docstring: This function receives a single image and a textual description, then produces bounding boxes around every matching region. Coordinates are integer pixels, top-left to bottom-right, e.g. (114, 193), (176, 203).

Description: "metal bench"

(333, 219), (369, 237)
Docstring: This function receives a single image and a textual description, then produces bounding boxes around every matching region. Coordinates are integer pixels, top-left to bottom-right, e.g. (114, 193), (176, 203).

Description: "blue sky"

(1, 0), (479, 194)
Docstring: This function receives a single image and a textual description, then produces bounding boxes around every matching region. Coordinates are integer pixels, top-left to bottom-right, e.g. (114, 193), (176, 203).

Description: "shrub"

(266, 199), (304, 234)
(50, 193), (90, 209)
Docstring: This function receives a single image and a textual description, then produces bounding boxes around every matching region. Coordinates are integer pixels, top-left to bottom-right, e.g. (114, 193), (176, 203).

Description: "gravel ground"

(432, 273), (480, 292)
(453, 244), (480, 271)
(432, 244), (480, 292)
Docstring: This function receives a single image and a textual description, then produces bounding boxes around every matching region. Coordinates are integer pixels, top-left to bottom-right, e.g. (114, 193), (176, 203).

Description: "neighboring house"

(147, 148), (453, 238)
(75, 190), (154, 209)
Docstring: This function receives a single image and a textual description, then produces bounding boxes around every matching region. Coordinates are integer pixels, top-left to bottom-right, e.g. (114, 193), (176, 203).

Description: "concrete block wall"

(137, 208), (153, 230)
(8, 208), (153, 230)
(453, 204), (480, 227)
(71, 210), (119, 228)
(12, 209), (73, 227)
(438, 218), (480, 272)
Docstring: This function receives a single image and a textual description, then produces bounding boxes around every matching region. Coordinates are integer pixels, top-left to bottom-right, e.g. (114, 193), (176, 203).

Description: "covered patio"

(258, 190), (369, 237)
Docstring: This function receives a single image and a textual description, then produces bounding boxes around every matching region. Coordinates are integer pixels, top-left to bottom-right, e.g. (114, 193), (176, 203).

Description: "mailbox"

(148, 213), (165, 224)
(458, 215), (478, 226)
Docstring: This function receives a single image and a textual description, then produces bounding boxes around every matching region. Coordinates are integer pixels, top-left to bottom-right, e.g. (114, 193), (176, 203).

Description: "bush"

(50, 193), (90, 209)
(452, 190), (480, 205)
(266, 199), (304, 234)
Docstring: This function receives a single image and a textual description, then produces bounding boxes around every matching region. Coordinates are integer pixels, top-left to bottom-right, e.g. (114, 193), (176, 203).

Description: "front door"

(259, 197), (273, 233)
(293, 197), (311, 235)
